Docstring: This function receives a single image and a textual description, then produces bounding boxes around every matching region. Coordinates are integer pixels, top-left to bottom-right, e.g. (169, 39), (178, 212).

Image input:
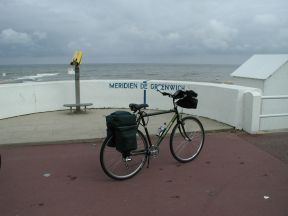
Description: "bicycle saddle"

(129, 103), (149, 112)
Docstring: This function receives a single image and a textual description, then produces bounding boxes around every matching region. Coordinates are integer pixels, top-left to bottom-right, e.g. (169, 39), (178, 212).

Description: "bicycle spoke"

(170, 117), (205, 162)
(100, 130), (148, 180)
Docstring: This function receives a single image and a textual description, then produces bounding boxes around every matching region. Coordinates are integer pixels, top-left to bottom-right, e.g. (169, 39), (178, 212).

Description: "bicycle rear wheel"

(100, 130), (148, 180)
(170, 116), (205, 163)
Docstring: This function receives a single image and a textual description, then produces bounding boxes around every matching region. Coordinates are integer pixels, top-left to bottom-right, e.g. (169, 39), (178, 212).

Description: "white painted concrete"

(0, 80), (261, 133)
(147, 80), (259, 130)
(243, 90), (261, 133)
(231, 54), (288, 132)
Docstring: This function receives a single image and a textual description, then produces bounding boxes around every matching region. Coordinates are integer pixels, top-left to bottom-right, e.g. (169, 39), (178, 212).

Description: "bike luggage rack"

(63, 50), (93, 113)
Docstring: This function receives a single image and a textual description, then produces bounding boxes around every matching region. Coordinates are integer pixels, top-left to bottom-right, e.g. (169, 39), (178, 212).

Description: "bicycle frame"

(137, 107), (182, 148)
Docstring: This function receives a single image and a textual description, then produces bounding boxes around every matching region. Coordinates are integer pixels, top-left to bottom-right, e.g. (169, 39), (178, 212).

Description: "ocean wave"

(16, 73), (59, 81)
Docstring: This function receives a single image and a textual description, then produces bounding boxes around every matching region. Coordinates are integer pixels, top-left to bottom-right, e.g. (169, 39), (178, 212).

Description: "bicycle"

(100, 89), (205, 180)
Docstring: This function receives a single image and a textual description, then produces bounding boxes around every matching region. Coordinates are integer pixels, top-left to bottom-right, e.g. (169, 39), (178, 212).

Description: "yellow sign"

(70, 50), (83, 65)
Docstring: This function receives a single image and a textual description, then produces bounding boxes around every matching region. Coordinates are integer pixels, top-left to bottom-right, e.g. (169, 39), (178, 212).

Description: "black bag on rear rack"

(176, 90), (198, 109)
(105, 111), (137, 155)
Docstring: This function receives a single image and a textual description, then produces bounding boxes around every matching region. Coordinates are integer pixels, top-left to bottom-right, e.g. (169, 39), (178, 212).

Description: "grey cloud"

(0, 29), (33, 45)
(0, 29), (47, 45)
(0, 0), (288, 64)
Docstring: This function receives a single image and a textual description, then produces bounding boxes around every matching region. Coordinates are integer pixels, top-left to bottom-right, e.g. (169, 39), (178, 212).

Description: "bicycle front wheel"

(100, 130), (148, 180)
(170, 116), (205, 163)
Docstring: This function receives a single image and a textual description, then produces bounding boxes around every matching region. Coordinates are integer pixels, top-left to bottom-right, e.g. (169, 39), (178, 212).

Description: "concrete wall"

(243, 90), (261, 133)
(260, 116), (288, 131)
(260, 97), (288, 131)
(0, 80), (262, 133)
(0, 82), (72, 117)
(146, 80), (257, 130)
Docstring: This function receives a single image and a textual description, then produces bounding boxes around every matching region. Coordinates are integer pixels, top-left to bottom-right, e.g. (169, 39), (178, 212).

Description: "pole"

(75, 64), (81, 112)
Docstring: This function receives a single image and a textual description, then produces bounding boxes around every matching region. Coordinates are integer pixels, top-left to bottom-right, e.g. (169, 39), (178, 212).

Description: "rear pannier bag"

(176, 90), (198, 109)
(105, 111), (137, 154)
(105, 114), (116, 147)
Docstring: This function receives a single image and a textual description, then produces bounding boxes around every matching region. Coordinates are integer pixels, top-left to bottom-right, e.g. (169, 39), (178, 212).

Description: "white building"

(231, 54), (288, 131)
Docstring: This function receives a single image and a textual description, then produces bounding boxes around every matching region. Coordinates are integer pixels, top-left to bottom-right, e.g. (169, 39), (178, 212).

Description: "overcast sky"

(0, 0), (287, 64)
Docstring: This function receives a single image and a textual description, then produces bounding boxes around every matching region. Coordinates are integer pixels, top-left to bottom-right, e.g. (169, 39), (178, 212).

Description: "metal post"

(142, 80), (147, 106)
(75, 64), (81, 112)
(64, 50), (92, 112)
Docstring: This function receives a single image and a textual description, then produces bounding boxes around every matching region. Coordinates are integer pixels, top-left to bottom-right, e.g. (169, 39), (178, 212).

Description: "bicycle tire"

(100, 129), (148, 180)
(170, 116), (205, 163)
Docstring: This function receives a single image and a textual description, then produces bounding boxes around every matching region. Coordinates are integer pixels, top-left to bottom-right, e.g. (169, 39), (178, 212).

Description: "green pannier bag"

(105, 111), (137, 155)
(105, 114), (116, 147)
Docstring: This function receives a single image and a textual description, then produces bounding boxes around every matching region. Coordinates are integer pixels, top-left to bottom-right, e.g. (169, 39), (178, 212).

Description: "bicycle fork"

(179, 121), (192, 141)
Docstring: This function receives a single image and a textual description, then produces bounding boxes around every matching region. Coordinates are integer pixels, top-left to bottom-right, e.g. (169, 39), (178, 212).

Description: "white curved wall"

(147, 80), (258, 129)
(0, 80), (261, 133)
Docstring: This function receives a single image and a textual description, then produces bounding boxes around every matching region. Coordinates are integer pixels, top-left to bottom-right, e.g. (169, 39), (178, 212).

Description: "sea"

(0, 64), (239, 84)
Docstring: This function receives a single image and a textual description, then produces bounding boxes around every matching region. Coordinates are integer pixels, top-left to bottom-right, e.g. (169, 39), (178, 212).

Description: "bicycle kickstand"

(146, 154), (150, 168)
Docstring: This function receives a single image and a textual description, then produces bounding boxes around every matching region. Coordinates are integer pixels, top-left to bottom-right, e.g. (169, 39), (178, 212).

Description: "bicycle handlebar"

(158, 89), (198, 99)
(158, 89), (183, 99)
(157, 87), (173, 97)
(161, 92), (172, 97)
(129, 89), (198, 112)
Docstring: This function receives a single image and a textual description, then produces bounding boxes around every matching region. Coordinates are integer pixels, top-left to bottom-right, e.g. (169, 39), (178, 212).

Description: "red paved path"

(0, 132), (288, 216)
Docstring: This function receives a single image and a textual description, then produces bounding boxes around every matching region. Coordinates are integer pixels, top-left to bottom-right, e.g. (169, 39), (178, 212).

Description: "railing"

(260, 95), (288, 118)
